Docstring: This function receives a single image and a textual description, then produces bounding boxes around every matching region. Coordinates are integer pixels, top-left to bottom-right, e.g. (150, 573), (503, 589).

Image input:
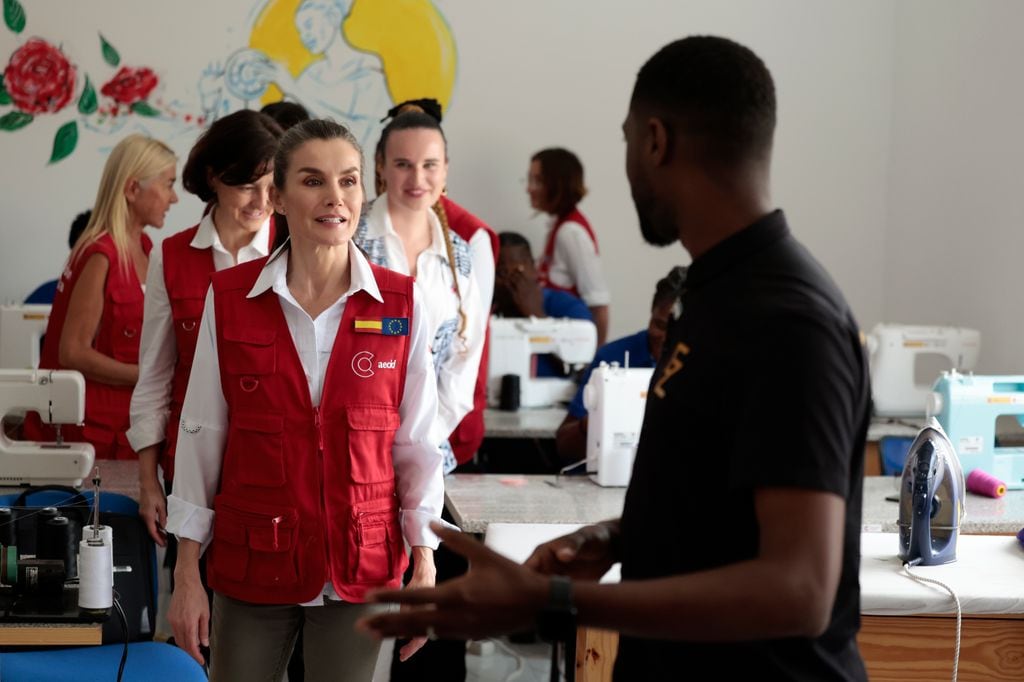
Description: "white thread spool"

(78, 525), (113, 610)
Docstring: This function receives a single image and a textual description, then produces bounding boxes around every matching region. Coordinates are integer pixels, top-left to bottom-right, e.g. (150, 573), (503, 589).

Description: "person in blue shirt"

(24, 210), (91, 304)
(556, 265), (687, 463)
(494, 231), (592, 377)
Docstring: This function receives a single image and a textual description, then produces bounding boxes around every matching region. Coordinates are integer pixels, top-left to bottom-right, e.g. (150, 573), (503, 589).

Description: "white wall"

(1, 0), (896, 342)
(884, 0), (1024, 373)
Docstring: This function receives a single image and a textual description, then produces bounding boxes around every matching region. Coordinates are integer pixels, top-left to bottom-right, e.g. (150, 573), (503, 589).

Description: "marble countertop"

(483, 407), (567, 439)
(866, 417), (926, 441)
(862, 476), (1024, 535)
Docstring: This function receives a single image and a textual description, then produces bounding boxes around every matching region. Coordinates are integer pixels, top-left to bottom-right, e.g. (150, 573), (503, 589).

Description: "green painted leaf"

(130, 101), (159, 117)
(78, 76), (97, 114)
(3, 0), (26, 34)
(0, 110), (31, 130)
(0, 71), (10, 105)
(99, 33), (120, 67)
(49, 120), (77, 163)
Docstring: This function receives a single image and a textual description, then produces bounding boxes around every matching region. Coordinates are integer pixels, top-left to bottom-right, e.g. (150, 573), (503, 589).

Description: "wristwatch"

(536, 575), (578, 642)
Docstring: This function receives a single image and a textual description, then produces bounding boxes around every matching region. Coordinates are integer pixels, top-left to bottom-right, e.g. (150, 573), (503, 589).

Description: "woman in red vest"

(128, 110), (282, 548)
(528, 147), (611, 344)
(166, 119), (446, 678)
(27, 135), (178, 459)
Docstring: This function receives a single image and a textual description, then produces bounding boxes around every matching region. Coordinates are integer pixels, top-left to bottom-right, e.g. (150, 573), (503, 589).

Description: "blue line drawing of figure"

(267, 0), (391, 144)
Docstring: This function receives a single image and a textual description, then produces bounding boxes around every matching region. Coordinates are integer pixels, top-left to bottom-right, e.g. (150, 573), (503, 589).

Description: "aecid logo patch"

(351, 351), (397, 378)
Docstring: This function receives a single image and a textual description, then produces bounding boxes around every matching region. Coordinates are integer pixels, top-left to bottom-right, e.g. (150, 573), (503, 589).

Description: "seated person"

(555, 265), (687, 463)
(24, 210), (91, 304)
(495, 231), (592, 377)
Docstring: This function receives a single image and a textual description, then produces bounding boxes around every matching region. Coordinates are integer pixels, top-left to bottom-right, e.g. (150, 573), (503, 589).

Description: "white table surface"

(483, 407), (568, 439)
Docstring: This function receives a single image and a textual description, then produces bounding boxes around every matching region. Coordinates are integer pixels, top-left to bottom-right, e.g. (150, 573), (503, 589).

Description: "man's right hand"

(525, 521), (619, 581)
(168, 571), (209, 666)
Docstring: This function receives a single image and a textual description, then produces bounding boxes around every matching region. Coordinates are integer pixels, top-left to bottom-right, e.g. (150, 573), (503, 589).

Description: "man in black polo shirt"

(360, 35), (870, 681)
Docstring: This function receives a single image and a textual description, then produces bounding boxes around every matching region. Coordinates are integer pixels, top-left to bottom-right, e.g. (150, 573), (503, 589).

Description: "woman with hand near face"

(167, 120), (446, 680)
(127, 110), (282, 550)
(26, 135), (178, 460)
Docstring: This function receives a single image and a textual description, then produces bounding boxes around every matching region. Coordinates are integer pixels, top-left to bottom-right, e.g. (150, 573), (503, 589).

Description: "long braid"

(433, 199), (468, 340)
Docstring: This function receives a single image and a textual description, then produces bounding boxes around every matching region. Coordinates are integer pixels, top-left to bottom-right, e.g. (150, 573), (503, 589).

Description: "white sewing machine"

(488, 317), (597, 408)
(867, 323), (980, 417)
(584, 363), (654, 486)
(0, 304), (51, 369)
(0, 369), (95, 487)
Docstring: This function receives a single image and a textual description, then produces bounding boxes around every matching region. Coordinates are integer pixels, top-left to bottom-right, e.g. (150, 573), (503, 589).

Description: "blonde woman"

(27, 134), (178, 459)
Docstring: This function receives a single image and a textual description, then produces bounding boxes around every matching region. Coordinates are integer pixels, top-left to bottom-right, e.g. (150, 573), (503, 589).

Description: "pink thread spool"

(967, 469), (1007, 498)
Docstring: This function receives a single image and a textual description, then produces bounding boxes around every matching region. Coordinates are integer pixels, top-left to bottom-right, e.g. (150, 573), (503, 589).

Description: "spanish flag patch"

(354, 317), (409, 336)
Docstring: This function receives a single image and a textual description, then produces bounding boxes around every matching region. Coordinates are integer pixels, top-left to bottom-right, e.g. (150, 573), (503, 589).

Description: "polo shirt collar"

(685, 209), (789, 289)
(245, 239), (383, 303)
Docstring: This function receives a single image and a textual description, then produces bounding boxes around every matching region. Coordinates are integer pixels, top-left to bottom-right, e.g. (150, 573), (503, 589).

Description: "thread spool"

(967, 469), (1007, 498)
(38, 516), (76, 579)
(0, 507), (14, 546)
(78, 525), (113, 610)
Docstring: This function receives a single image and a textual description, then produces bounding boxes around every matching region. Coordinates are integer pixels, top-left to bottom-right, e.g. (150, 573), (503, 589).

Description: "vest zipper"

(313, 407), (331, 582)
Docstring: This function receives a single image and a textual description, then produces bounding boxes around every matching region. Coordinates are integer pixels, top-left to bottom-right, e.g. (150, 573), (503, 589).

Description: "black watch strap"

(537, 575), (577, 642)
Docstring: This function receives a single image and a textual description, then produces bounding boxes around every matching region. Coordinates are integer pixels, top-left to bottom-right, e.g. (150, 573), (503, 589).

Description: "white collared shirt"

(355, 196), (487, 451)
(127, 211), (271, 452)
(544, 214), (611, 307)
(166, 241), (445, 605)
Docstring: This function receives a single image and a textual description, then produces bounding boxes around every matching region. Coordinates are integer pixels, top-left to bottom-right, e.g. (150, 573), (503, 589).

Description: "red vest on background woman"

(537, 208), (599, 297)
(439, 195), (497, 465)
(159, 220), (276, 482)
(206, 256), (414, 604)
(28, 233), (151, 459)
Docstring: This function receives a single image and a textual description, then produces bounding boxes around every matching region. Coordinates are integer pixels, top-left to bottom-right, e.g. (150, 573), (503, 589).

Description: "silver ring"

(425, 626), (438, 641)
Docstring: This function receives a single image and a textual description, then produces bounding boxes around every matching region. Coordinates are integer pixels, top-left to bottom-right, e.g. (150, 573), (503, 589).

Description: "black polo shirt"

(614, 210), (869, 681)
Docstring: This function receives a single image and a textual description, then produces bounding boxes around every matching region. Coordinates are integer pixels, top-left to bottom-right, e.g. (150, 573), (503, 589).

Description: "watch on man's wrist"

(536, 575), (578, 642)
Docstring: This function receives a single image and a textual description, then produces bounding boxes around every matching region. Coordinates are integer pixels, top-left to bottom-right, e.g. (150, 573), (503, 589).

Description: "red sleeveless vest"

(29, 233), (150, 459)
(537, 208), (599, 297)
(439, 196), (496, 464)
(206, 256), (414, 604)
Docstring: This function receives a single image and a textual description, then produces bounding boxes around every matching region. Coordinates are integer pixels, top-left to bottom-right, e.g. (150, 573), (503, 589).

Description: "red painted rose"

(4, 38), (77, 114)
(101, 66), (158, 105)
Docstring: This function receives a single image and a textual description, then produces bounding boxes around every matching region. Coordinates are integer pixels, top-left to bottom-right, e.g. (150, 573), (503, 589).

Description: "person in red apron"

(529, 147), (611, 345)
(128, 110), (282, 550)
(26, 135), (178, 460)
(166, 119), (447, 680)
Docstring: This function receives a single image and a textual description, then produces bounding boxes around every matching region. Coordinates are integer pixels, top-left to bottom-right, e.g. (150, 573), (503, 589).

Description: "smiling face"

(127, 165), (178, 229)
(210, 171), (274, 235)
(271, 138), (363, 249)
(381, 127), (447, 214)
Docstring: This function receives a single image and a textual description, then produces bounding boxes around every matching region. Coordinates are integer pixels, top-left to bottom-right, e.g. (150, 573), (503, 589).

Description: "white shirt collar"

(189, 208), (272, 257)
(246, 240), (383, 304)
(365, 194), (449, 261)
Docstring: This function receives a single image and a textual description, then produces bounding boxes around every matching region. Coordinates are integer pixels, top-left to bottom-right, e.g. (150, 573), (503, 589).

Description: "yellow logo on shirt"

(653, 342), (690, 399)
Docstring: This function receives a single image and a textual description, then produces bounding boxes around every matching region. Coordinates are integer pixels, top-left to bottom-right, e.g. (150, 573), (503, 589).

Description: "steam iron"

(898, 418), (966, 566)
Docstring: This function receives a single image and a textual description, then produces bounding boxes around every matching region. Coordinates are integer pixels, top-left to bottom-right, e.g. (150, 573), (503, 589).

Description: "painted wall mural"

(0, 0), (456, 162)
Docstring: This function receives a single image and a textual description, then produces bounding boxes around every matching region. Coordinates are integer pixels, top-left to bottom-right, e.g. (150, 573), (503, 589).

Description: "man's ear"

(647, 117), (671, 167)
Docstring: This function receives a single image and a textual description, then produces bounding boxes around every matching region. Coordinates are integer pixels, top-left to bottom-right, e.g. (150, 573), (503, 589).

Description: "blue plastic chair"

(880, 436), (916, 476)
(0, 641), (206, 681)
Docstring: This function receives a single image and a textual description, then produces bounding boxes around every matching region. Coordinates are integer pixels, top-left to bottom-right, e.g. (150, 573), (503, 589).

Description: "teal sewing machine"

(930, 371), (1024, 489)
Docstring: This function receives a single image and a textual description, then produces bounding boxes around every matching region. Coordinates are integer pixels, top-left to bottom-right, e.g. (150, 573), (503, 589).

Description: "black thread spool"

(38, 515), (76, 579)
(0, 507), (14, 547)
(499, 374), (521, 411)
(32, 507), (60, 557)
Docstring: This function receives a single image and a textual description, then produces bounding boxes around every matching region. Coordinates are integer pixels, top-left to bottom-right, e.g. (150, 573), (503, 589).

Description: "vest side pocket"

(226, 412), (286, 487)
(346, 406), (400, 484)
(169, 295), (205, 360)
(108, 287), (143, 362)
(347, 498), (400, 585)
(213, 494), (299, 587)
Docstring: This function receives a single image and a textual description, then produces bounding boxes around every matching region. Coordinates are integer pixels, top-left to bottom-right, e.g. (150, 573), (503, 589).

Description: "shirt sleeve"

(468, 230), (495, 313)
(127, 246), (176, 453)
(555, 222), (611, 307)
(435, 263), (487, 440)
(165, 287), (227, 553)
(394, 284), (449, 548)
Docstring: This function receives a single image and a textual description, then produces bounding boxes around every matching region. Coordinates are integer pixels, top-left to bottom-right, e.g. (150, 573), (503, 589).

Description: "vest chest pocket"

(108, 287), (143, 362)
(226, 413), (286, 487)
(170, 295), (205, 351)
(347, 498), (400, 585)
(212, 494), (298, 587)
(347, 406), (400, 484)
(221, 327), (276, 376)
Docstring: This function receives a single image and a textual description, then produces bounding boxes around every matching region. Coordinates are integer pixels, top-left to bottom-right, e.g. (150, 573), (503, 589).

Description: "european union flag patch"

(354, 317), (409, 336)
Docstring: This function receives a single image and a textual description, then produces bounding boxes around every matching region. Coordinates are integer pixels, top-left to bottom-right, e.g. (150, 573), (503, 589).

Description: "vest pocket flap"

(170, 296), (205, 320)
(109, 287), (143, 304)
(223, 327), (276, 345)
(233, 412), (284, 434)
(347, 406), (401, 431)
(214, 495), (297, 553)
(358, 522), (388, 547)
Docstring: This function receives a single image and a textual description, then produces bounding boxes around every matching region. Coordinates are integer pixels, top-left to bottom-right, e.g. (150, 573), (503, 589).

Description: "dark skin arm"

(358, 488), (845, 642)
(589, 305), (609, 346)
(58, 253), (139, 386)
(554, 414), (588, 464)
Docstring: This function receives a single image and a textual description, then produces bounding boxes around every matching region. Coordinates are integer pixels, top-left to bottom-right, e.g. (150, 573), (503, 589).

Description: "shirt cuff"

(401, 509), (459, 549)
(126, 413), (168, 452)
(166, 494), (215, 554)
(580, 291), (612, 307)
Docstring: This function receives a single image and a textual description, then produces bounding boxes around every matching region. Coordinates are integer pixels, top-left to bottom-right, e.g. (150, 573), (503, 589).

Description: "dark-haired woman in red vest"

(166, 119), (446, 679)
(528, 147), (611, 345)
(128, 110), (283, 549)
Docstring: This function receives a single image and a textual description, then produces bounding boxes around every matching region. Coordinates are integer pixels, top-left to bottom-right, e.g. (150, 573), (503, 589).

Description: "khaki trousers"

(210, 591), (389, 682)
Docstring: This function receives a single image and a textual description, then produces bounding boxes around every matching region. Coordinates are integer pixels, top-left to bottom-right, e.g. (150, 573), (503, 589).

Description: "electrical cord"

(488, 637), (527, 682)
(113, 593), (129, 682)
(902, 560), (961, 682)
